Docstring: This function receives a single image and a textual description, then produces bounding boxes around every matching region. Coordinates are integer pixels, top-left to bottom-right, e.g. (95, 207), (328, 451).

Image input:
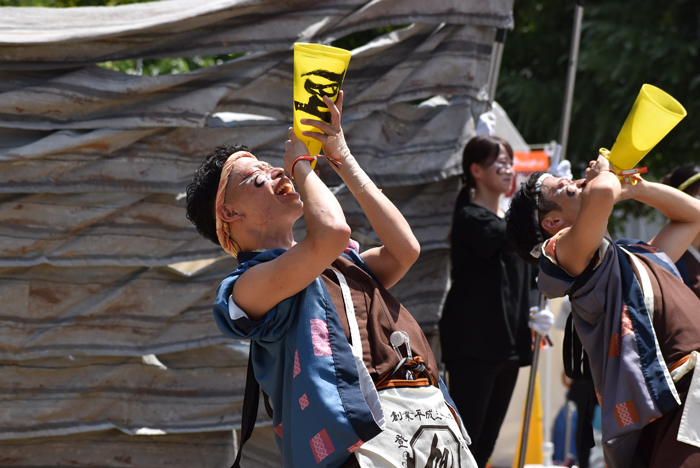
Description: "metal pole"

(558, 0), (586, 161)
(542, 335), (554, 467)
(487, 29), (507, 105)
(517, 295), (548, 468)
(564, 401), (577, 464)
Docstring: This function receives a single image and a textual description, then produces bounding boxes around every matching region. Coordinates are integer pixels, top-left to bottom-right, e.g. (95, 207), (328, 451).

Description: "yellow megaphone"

(604, 84), (687, 172)
(293, 43), (352, 160)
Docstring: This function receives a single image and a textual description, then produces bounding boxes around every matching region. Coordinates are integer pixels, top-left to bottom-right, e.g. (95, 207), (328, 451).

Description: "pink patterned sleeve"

(343, 238), (360, 255)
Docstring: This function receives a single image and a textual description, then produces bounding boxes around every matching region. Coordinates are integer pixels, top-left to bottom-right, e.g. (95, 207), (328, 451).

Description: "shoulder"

(455, 202), (502, 228)
(541, 229), (613, 271)
(615, 238), (682, 280)
(538, 230), (613, 297)
(214, 249), (289, 309)
(541, 228), (571, 266)
(458, 201), (491, 217)
(212, 248), (313, 339)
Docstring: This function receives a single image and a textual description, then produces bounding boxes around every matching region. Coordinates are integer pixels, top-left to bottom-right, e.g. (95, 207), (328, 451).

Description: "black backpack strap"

(563, 312), (584, 379)
(568, 368), (597, 468)
(559, 246), (600, 379)
(562, 309), (594, 384)
(562, 311), (596, 465)
(231, 354), (261, 468)
(262, 390), (274, 418)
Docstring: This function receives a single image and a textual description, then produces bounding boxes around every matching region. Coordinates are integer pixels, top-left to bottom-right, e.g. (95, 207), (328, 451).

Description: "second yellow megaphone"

(293, 43), (352, 158)
(605, 84), (687, 172)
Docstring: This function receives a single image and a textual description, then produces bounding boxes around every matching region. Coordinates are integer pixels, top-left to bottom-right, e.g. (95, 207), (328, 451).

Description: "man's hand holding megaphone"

(585, 152), (637, 202)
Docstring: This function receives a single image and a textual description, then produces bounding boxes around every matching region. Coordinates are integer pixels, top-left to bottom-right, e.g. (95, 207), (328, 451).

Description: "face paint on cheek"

(492, 160), (513, 176)
(553, 185), (567, 196)
(239, 172), (272, 188)
(253, 175), (270, 188)
(485, 161), (502, 175)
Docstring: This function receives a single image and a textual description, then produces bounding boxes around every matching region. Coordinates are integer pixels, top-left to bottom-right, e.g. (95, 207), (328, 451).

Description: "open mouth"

(275, 179), (295, 195)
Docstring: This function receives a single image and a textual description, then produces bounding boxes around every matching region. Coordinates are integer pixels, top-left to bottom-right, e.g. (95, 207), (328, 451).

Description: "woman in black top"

(439, 135), (534, 468)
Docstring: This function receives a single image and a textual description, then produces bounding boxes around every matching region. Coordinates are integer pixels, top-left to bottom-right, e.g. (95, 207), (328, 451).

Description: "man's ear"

(217, 204), (244, 223)
(541, 212), (566, 236)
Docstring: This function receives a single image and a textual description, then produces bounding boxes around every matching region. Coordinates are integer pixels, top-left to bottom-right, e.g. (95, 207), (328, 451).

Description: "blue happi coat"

(213, 249), (383, 467)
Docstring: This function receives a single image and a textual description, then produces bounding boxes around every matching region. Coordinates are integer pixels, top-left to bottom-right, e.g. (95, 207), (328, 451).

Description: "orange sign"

(513, 150), (549, 173)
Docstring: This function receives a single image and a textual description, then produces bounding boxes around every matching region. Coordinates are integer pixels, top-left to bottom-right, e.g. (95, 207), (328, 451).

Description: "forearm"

(629, 179), (700, 261)
(557, 173), (619, 276)
(232, 166), (349, 320)
(335, 155), (420, 264)
(630, 179), (700, 224)
(356, 184), (421, 262)
(294, 161), (351, 252)
(295, 91), (418, 280)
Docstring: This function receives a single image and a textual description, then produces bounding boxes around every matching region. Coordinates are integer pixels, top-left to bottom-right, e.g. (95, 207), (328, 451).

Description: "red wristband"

(601, 169), (618, 175)
(289, 154), (343, 179)
(290, 155), (315, 180)
(618, 167), (647, 186)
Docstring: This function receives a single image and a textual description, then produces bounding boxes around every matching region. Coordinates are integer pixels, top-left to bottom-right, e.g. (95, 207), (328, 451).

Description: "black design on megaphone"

(294, 69), (347, 123)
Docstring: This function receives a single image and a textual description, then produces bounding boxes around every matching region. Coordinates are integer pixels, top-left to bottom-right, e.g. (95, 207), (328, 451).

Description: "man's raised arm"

(630, 179), (700, 262)
(555, 155), (624, 276)
(232, 130), (351, 320)
(302, 92), (420, 288)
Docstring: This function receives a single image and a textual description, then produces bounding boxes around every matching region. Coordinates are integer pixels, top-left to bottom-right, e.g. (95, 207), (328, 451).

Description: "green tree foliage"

(99, 55), (245, 76)
(497, 0), (700, 181)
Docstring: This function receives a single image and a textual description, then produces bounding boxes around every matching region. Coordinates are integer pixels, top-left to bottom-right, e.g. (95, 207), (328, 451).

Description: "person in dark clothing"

(439, 135), (551, 468)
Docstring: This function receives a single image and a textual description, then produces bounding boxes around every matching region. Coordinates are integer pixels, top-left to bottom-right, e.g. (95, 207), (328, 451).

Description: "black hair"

(661, 164), (700, 195)
(505, 171), (562, 265)
(461, 135), (513, 192)
(185, 143), (253, 245)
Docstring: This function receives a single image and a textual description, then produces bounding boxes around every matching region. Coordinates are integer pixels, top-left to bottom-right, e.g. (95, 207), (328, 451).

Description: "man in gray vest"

(506, 154), (700, 468)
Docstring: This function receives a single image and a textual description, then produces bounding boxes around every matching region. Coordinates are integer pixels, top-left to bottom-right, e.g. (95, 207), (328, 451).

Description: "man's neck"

(251, 228), (296, 252)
